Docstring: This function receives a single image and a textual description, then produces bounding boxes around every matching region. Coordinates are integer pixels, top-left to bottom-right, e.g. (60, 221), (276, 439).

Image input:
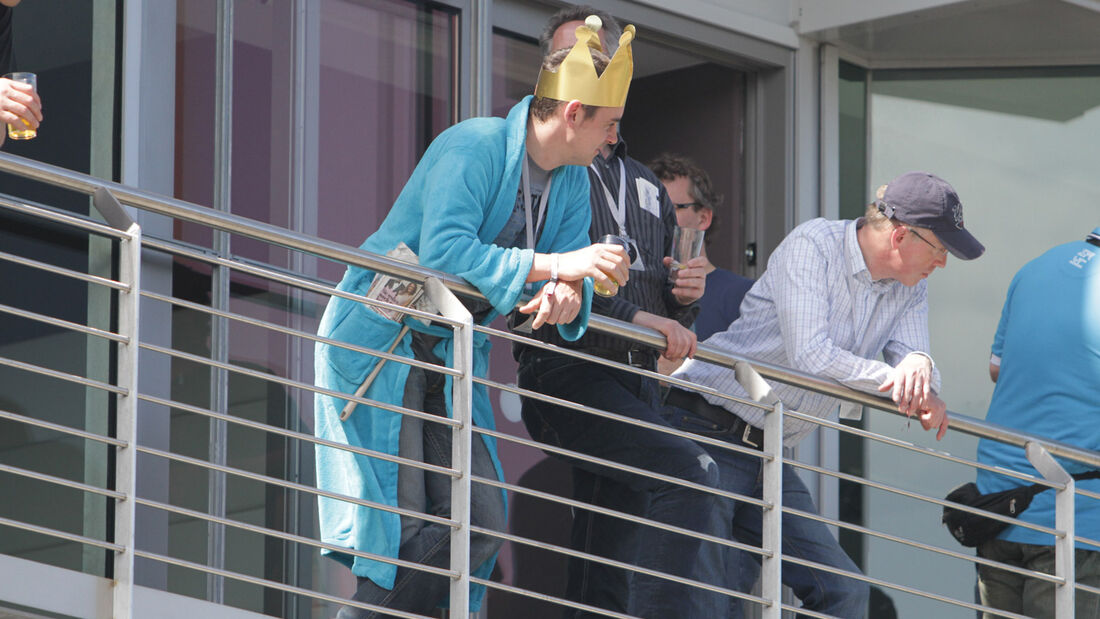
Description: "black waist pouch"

(942, 471), (1100, 548)
(942, 483), (1041, 547)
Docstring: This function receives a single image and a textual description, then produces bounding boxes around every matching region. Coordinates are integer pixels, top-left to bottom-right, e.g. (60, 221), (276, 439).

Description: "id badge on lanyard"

(522, 156), (551, 252)
(591, 159), (644, 271)
(511, 156), (553, 335)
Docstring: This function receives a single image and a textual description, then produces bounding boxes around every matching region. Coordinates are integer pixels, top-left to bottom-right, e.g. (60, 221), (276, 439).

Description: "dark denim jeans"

(518, 350), (724, 618)
(338, 357), (506, 618)
(662, 405), (870, 619)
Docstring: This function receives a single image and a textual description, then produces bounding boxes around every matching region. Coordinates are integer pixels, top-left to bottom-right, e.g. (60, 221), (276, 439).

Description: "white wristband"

(550, 253), (559, 282)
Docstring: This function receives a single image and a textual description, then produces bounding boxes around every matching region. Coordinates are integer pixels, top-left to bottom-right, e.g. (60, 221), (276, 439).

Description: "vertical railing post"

(113, 221), (142, 619)
(206, 0), (235, 603)
(1028, 442), (1076, 618)
(735, 361), (783, 618)
(424, 278), (473, 618)
(760, 399), (784, 619)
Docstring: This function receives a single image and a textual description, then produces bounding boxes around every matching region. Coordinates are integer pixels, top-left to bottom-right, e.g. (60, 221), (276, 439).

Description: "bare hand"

(558, 243), (630, 291)
(0, 78), (42, 136)
(634, 313), (696, 361)
(916, 393), (949, 440)
(664, 255), (707, 305)
(878, 353), (933, 417)
(517, 279), (582, 329)
(657, 319), (696, 361)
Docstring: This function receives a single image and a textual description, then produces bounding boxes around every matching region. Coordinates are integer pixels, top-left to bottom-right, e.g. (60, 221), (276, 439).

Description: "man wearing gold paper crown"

(514, 8), (723, 618)
(313, 18), (634, 619)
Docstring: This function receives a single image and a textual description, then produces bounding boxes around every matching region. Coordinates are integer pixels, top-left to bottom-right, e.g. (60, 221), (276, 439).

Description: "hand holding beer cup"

(1, 73), (42, 142)
(663, 254), (708, 305)
(556, 240), (631, 297)
(592, 234), (637, 296)
(667, 226), (704, 283)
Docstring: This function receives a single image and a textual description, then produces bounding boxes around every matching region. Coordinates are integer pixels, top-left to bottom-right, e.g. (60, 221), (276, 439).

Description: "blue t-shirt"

(695, 267), (755, 341)
(975, 228), (1100, 548)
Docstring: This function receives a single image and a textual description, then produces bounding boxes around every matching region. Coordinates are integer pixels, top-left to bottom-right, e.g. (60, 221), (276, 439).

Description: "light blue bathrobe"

(314, 96), (594, 609)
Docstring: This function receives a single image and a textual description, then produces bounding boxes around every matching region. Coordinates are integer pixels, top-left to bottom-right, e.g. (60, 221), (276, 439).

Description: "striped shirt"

(674, 218), (941, 446)
(526, 140), (697, 352)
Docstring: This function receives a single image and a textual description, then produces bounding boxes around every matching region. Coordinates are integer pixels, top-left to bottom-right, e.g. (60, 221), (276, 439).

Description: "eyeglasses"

(674, 202), (702, 209)
(906, 226), (948, 258)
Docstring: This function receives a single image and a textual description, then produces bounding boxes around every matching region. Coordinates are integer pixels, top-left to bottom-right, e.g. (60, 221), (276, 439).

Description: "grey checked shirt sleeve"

(768, 231), (895, 394)
(881, 284), (943, 393)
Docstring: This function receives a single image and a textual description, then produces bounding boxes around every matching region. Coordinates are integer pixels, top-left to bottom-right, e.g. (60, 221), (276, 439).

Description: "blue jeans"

(518, 351), (724, 618)
(663, 405), (870, 619)
(338, 355), (506, 618)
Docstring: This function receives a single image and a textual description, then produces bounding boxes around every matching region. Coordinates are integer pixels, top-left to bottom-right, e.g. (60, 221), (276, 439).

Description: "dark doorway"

(621, 62), (747, 274)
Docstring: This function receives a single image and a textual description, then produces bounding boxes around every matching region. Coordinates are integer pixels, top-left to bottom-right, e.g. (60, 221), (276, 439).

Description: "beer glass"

(594, 234), (635, 297)
(668, 226), (704, 283)
(4, 72), (37, 140)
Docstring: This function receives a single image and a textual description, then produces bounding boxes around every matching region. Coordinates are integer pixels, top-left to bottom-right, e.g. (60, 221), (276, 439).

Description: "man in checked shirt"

(664, 171), (985, 617)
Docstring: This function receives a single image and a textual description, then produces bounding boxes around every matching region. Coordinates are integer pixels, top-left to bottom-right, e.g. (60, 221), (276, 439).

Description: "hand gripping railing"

(3, 150), (1100, 618)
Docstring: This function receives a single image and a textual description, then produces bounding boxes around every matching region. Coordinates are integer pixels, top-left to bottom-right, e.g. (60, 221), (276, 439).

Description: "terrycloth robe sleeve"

(413, 122), (593, 334)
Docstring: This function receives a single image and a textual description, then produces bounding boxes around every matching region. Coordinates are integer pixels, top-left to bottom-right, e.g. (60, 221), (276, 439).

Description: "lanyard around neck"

(590, 158), (628, 238)
(522, 155), (552, 250)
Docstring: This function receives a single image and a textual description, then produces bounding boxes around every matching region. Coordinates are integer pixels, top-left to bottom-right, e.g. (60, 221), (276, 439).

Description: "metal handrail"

(0, 463), (127, 501)
(3, 151), (1095, 469)
(5, 150), (1100, 618)
(0, 194), (130, 239)
(0, 515), (125, 554)
(130, 549), (437, 619)
(133, 444), (458, 530)
(0, 301), (129, 343)
(134, 497), (458, 580)
(0, 247), (130, 291)
(136, 392), (459, 479)
(0, 355), (127, 395)
(0, 407), (125, 447)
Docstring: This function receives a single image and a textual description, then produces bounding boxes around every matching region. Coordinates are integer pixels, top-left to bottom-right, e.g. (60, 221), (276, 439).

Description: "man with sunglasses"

(663, 171), (985, 616)
(649, 153), (754, 344)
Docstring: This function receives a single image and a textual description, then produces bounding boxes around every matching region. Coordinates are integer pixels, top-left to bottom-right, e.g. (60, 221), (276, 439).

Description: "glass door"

(171, 0), (460, 615)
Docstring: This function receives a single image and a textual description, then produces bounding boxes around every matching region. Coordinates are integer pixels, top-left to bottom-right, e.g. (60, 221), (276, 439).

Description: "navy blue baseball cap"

(876, 171), (985, 260)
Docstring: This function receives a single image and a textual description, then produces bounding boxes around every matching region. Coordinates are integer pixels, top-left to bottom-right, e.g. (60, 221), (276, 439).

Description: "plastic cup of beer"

(4, 72), (37, 140)
(593, 234), (632, 297)
(668, 226), (704, 283)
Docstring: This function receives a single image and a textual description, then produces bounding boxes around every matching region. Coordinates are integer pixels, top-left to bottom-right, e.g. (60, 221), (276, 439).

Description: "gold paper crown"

(534, 16), (636, 109)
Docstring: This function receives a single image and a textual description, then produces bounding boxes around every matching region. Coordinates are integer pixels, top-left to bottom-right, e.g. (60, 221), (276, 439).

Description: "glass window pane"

(175, 1), (217, 248)
(230, 1), (294, 267)
(838, 61), (867, 220)
(492, 31), (540, 117)
(316, 0), (458, 282)
(0, 0), (114, 579)
(171, 2), (459, 614)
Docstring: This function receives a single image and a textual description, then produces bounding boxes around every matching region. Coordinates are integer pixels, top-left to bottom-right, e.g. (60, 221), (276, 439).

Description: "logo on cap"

(952, 203), (964, 229)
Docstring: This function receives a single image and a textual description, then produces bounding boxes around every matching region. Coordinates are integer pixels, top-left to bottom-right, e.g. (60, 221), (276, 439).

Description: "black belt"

(576, 346), (657, 370)
(665, 387), (764, 450)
